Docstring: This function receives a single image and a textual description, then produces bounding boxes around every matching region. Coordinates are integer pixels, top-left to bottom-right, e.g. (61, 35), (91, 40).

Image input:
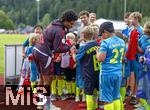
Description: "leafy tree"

(41, 13), (51, 28)
(18, 23), (26, 28)
(0, 10), (15, 29)
(141, 16), (150, 26)
(0, 0), (150, 28)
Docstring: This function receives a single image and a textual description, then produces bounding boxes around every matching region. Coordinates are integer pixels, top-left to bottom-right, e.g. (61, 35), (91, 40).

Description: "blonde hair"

(90, 23), (99, 35)
(130, 12), (142, 22)
(66, 32), (76, 44)
(28, 33), (39, 45)
(143, 21), (150, 36)
(66, 32), (75, 39)
(81, 25), (99, 40)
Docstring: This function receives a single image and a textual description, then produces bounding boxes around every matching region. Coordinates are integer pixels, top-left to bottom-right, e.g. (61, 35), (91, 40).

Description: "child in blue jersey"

(135, 21), (150, 110)
(75, 25), (100, 110)
(26, 33), (40, 94)
(96, 22), (126, 110)
(129, 12), (143, 37)
(115, 31), (129, 105)
(75, 40), (85, 102)
(121, 12), (132, 39)
(121, 12), (132, 99)
(22, 25), (43, 58)
(127, 12), (143, 105)
(137, 46), (150, 110)
(138, 21), (150, 54)
(18, 25), (43, 94)
(75, 24), (100, 104)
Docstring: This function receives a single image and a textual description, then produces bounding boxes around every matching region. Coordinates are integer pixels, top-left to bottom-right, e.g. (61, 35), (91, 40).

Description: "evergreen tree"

(0, 0), (150, 27)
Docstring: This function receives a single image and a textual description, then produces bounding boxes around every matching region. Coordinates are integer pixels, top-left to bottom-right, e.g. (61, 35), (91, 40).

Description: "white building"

(94, 18), (126, 31)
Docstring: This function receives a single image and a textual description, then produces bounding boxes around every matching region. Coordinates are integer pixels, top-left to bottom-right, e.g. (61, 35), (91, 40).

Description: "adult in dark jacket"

(32, 10), (78, 109)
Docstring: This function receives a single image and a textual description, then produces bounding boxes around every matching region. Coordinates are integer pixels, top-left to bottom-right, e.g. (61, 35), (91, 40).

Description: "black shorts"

(62, 68), (76, 81)
(54, 62), (61, 76)
(84, 80), (99, 95)
(33, 49), (54, 75)
(84, 76), (99, 95)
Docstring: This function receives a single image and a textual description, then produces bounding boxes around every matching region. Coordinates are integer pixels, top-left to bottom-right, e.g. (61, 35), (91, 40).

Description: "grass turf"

(0, 34), (27, 75)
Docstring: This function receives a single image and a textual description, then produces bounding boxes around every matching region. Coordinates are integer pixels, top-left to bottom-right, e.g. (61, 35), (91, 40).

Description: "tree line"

(0, 0), (150, 29)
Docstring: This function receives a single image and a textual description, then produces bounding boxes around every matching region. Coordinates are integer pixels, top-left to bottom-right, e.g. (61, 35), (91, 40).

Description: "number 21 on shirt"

(110, 48), (124, 64)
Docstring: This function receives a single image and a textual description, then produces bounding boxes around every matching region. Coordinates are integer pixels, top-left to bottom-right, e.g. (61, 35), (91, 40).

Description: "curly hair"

(61, 10), (78, 22)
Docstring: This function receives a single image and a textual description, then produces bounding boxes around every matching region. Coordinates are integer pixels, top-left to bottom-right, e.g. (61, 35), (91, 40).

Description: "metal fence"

(4, 44), (23, 85)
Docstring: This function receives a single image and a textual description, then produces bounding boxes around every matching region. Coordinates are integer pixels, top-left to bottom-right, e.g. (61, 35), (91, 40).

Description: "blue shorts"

(124, 60), (140, 80)
(30, 61), (39, 82)
(137, 71), (150, 103)
(99, 74), (122, 102)
(76, 63), (84, 89)
(124, 61), (130, 78)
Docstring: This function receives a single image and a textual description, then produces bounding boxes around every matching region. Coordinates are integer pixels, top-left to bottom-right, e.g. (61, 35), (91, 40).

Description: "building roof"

(94, 18), (125, 30)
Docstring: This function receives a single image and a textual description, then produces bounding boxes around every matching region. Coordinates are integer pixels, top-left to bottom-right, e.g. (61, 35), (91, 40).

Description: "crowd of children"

(18, 10), (150, 110)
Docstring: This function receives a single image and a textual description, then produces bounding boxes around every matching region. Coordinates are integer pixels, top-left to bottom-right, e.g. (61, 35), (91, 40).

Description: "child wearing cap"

(75, 25), (100, 110)
(96, 21), (126, 110)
